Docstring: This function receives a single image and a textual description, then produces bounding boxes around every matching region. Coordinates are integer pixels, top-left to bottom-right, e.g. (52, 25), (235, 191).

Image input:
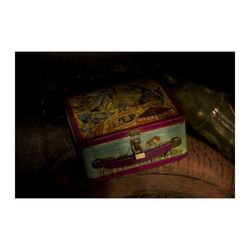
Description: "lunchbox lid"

(65, 78), (185, 147)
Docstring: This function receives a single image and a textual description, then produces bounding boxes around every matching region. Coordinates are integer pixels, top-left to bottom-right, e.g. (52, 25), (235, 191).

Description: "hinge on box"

(129, 129), (141, 137)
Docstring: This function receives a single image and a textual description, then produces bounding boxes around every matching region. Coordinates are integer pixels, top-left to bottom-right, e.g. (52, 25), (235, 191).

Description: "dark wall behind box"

(16, 52), (235, 120)
(15, 52), (235, 197)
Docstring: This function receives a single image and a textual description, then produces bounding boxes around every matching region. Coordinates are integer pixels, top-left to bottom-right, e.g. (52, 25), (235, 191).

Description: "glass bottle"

(164, 73), (235, 162)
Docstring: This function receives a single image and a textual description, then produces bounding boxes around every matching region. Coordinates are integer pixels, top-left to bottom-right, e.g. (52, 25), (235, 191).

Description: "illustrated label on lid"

(67, 79), (179, 139)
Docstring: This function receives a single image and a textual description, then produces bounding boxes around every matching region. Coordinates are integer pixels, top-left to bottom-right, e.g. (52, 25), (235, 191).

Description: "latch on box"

(130, 138), (146, 160)
(129, 130), (146, 160)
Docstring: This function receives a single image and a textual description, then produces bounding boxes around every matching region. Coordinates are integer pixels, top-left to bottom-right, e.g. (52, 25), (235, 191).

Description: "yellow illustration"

(68, 79), (178, 139)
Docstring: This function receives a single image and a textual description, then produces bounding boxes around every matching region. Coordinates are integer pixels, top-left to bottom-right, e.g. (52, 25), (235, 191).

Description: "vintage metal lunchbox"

(65, 78), (187, 180)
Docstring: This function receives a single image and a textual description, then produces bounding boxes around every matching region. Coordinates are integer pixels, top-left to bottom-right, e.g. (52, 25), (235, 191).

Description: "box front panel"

(80, 122), (187, 178)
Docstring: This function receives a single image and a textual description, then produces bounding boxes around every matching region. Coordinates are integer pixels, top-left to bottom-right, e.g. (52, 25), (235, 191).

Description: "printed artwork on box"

(68, 79), (179, 139)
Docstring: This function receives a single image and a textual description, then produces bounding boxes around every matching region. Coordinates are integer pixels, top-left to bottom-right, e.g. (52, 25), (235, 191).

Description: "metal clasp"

(130, 138), (146, 160)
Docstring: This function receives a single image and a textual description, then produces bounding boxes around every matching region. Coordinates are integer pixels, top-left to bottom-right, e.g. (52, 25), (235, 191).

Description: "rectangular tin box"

(65, 78), (187, 180)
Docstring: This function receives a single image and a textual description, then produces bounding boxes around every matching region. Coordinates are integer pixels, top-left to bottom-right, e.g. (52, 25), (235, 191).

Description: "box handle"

(92, 137), (181, 169)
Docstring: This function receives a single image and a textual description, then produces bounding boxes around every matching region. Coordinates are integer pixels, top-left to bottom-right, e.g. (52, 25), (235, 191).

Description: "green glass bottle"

(164, 73), (235, 162)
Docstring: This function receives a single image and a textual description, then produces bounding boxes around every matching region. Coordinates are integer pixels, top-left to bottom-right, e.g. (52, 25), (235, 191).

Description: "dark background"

(15, 52), (235, 197)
